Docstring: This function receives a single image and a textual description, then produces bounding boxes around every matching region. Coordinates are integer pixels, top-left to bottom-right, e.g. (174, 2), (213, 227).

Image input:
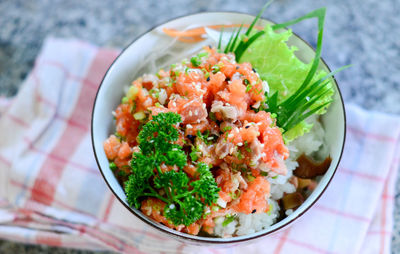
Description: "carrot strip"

(177, 36), (205, 43)
(163, 24), (264, 40)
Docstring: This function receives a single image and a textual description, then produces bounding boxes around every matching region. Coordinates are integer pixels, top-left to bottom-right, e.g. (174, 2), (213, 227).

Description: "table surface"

(1, 0), (399, 253)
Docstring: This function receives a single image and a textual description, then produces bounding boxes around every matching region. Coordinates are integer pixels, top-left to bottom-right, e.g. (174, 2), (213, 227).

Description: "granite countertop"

(1, 0), (399, 253)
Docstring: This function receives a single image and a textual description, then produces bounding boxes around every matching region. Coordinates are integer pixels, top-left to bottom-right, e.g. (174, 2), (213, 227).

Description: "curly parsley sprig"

(124, 112), (220, 226)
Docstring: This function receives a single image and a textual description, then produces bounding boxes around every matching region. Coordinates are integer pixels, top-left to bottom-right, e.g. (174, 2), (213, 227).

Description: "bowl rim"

(91, 11), (347, 244)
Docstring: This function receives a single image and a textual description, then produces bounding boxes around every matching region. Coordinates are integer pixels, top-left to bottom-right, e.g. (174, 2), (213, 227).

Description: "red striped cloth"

(0, 38), (399, 254)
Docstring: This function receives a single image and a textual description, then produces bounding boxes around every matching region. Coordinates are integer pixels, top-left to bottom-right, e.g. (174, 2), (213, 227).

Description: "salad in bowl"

(92, 3), (346, 243)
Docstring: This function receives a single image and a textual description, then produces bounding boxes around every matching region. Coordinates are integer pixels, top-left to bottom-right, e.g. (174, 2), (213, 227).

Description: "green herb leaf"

(222, 0), (273, 61)
(240, 8), (349, 141)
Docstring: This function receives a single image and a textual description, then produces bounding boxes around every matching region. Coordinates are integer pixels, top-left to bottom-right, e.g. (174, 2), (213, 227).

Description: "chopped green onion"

(190, 56), (202, 67)
(221, 126), (232, 132)
(267, 204), (273, 215)
(246, 84), (252, 93)
(211, 65), (220, 74)
(222, 214), (237, 227)
(237, 150), (243, 160)
(127, 86), (139, 100)
(190, 145), (200, 161)
(133, 111), (146, 120)
(121, 96), (129, 104)
(115, 132), (124, 141)
(247, 174), (256, 182)
(198, 52), (209, 58)
(209, 112), (217, 122)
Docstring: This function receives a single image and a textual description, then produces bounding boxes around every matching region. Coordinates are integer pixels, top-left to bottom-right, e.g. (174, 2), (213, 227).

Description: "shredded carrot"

(163, 24), (264, 42)
(176, 36), (205, 43)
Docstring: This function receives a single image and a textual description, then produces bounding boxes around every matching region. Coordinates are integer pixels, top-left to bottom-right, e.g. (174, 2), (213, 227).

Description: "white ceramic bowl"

(91, 12), (346, 245)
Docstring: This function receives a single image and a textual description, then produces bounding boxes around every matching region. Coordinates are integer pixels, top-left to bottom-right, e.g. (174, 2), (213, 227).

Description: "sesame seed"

(245, 125), (250, 129)
(261, 153), (266, 157)
(207, 136), (214, 140)
(194, 110), (198, 115)
(187, 124), (193, 129)
(207, 77), (210, 82)
(189, 111), (193, 116)
(256, 122), (262, 126)
(228, 134), (234, 138)
(237, 142), (243, 146)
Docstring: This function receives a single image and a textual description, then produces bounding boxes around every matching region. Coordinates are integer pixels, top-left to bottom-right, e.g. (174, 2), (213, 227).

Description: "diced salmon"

(118, 142), (132, 159)
(261, 127), (289, 167)
(176, 71), (206, 97)
(209, 72), (226, 94)
(103, 135), (121, 160)
(114, 104), (140, 146)
(186, 223), (200, 235)
(220, 60), (237, 78)
(174, 97), (207, 124)
(234, 176), (270, 214)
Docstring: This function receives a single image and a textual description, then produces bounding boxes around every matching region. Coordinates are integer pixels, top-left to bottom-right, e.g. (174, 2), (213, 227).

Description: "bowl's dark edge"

(91, 11), (347, 245)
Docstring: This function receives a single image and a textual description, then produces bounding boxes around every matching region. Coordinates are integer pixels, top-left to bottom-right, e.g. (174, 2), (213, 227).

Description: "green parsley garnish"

(124, 112), (220, 226)
(118, 170), (127, 177)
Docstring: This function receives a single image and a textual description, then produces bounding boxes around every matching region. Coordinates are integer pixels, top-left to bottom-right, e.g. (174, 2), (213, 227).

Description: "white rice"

(213, 116), (326, 237)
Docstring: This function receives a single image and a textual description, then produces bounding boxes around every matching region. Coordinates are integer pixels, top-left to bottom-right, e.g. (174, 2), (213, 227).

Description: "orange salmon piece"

(234, 176), (270, 214)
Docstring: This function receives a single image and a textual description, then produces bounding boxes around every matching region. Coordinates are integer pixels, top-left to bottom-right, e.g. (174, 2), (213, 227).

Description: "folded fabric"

(0, 38), (399, 254)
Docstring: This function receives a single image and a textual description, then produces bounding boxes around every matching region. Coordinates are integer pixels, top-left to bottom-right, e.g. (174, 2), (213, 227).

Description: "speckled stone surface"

(0, 0), (399, 253)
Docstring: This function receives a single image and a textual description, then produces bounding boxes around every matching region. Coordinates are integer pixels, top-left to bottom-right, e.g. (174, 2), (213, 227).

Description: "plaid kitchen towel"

(0, 38), (399, 254)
